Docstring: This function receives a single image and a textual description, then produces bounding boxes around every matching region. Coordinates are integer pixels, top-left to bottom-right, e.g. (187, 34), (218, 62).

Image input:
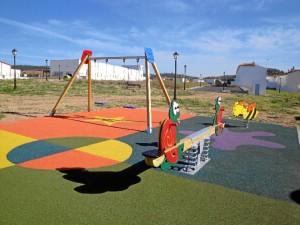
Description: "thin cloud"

(0, 17), (123, 50)
(0, 17), (74, 42)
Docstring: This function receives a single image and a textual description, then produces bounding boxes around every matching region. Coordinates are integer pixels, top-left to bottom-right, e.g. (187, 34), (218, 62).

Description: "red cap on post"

(81, 50), (92, 64)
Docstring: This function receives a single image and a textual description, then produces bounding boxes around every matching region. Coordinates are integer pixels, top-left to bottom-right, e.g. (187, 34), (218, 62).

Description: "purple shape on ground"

(211, 128), (285, 151)
(180, 130), (194, 135)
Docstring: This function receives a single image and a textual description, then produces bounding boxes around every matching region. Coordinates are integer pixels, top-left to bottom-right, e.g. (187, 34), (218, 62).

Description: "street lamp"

(199, 74), (202, 87)
(173, 51), (179, 100)
(12, 49), (17, 90)
(45, 59), (48, 81)
(184, 65), (187, 90)
(58, 64), (61, 80)
(223, 71), (225, 90)
(279, 77), (282, 93)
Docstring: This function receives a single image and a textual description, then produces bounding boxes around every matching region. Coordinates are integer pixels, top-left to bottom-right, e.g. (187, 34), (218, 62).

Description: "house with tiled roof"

(266, 67), (300, 93)
(0, 61), (21, 79)
(233, 62), (267, 95)
(281, 68), (300, 92)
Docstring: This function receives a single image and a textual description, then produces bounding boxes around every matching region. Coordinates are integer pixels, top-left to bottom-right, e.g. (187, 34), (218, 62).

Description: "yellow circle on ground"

(76, 139), (132, 162)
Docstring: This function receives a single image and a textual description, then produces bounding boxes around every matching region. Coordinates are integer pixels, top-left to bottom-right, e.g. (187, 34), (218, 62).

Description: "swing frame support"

(49, 48), (170, 133)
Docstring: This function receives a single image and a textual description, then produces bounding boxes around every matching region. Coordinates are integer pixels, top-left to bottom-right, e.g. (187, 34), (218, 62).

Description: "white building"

(50, 59), (145, 81)
(233, 62), (267, 95)
(277, 69), (300, 93)
(266, 68), (300, 93)
(283, 69), (300, 92)
(203, 78), (216, 85)
(266, 75), (279, 89)
(0, 61), (21, 80)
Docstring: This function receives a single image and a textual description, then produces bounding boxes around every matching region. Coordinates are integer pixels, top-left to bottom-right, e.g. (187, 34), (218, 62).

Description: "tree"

(267, 68), (284, 75)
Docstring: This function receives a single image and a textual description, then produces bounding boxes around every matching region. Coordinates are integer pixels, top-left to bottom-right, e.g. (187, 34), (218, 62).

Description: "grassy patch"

(1, 78), (299, 122)
(179, 98), (214, 114)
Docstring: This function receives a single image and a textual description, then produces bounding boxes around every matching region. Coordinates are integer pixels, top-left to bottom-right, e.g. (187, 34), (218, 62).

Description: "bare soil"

(0, 92), (299, 127)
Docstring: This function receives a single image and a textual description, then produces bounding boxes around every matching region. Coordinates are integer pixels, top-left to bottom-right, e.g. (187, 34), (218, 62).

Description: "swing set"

(49, 48), (171, 133)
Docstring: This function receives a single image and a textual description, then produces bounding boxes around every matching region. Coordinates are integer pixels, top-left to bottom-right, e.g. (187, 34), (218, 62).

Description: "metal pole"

(184, 65), (186, 90)
(279, 77), (281, 93)
(58, 65), (61, 80)
(45, 59), (48, 81)
(223, 71), (225, 90)
(174, 59), (177, 100)
(200, 74), (202, 87)
(13, 55), (16, 90)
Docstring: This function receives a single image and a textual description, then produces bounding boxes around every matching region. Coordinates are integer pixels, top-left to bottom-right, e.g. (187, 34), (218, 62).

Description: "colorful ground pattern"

(6, 137), (132, 170)
(0, 108), (299, 225)
(0, 108), (193, 170)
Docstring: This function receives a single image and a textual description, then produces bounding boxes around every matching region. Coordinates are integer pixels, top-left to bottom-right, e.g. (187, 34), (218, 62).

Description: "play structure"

(142, 97), (225, 174)
(49, 48), (225, 174)
(49, 48), (171, 133)
(232, 101), (259, 128)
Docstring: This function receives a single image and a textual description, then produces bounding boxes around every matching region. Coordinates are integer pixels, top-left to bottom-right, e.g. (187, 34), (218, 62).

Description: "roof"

(236, 62), (256, 74)
(287, 69), (300, 74)
(267, 74), (288, 78)
(0, 61), (11, 66)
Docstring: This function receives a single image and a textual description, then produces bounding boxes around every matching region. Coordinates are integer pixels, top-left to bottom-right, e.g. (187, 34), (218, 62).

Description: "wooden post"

(151, 63), (171, 105)
(88, 57), (92, 112)
(145, 54), (152, 133)
(49, 54), (89, 116)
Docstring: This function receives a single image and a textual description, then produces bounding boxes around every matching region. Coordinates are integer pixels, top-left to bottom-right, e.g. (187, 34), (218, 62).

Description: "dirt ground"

(0, 92), (299, 128)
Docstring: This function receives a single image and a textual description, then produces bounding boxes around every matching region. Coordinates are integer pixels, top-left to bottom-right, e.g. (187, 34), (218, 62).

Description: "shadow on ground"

(57, 161), (150, 194)
(290, 189), (300, 204)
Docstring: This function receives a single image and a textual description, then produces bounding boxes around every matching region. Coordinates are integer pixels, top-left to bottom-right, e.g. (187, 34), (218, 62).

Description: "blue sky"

(0, 0), (299, 76)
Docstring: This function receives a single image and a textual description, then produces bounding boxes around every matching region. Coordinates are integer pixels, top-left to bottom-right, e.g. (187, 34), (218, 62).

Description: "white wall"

(204, 78), (215, 85)
(10, 69), (21, 79)
(50, 59), (144, 81)
(0, 61), (21, 79)
(0, 61), (11, 79)
(267, 72), (300, 93)
(266, 76), (278, 89)
(282, 70), (300, 92)
(234, 63), (267, 95)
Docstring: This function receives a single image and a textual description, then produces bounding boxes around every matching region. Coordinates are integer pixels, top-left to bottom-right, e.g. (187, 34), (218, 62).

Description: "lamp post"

(184, 65), (187, 90)
(58, 65), (61, 80)
(199, 74), (202, 87)
(223, 71), (225, 90)
(45, 59), (48, 81)
(12, 49), (17, 90)
(173, 51), (179, 100)
(279, 77), (281, 93)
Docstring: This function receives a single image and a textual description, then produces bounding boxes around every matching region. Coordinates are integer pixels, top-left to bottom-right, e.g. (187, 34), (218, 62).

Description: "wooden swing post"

(49, 54), (90, 116)
(88, 57), (92, 112)
(151, 63), (171, 105)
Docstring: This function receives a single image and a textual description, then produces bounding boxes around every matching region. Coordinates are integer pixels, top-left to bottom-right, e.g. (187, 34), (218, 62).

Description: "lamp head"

(12, 49), (17, 56)
(173, 51), (179, 60)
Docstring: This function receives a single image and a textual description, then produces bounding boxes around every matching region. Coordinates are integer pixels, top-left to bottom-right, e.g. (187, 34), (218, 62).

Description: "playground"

(0, 107), (300, 224)
(1, 49), (300, 224)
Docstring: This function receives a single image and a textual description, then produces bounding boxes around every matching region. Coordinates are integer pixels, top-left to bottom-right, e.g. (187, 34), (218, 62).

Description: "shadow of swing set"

(49, 48), (226, 174)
